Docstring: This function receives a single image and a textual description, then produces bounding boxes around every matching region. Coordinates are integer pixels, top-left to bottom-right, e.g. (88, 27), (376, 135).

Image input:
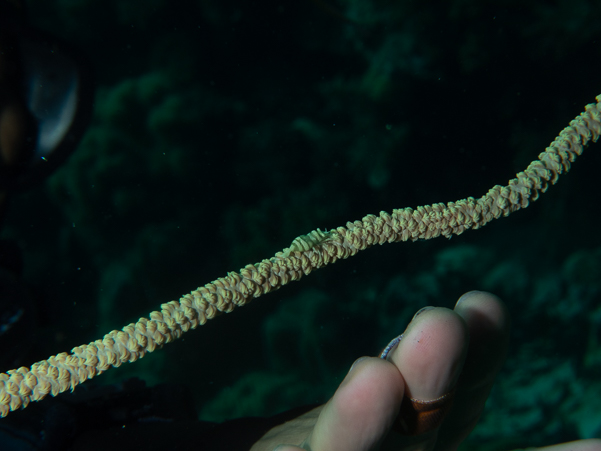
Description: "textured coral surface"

(1, 0), (601, 449)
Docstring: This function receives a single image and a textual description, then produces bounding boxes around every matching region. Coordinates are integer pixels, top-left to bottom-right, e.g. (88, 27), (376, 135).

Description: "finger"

(306, 356), (405, 451)
(436, 291), (511, 449)
(252, 404), (323, 450)
(265, 309), (466, 451)
(526, 439), (601, 451)
(382, 306), (469, 450)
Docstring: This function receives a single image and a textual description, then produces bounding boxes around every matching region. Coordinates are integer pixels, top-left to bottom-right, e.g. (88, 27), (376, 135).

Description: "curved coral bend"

(1, 95), (600, 418)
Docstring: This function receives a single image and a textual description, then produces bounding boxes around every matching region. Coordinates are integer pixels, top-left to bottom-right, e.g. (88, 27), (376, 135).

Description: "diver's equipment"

(0, 0), (93, 190)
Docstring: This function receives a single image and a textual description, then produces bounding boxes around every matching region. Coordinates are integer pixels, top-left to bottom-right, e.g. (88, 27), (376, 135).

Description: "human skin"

(250, 291), (601, 451)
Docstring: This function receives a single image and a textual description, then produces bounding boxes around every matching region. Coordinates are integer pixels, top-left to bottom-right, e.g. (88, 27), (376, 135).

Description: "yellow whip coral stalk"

(1, 94), (600, 418)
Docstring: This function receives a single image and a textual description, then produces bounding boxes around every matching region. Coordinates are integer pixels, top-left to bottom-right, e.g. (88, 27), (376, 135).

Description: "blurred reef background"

(2, 0), (601, 449)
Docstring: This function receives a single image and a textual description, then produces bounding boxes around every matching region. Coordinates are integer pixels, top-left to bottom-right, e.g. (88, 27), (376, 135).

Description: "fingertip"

(339, 357), (405, 405)
(390, 307), (469, 400)
(310, 357), (405, 451)
(455, 291), (510, 337)
(534, 439), (601, 451)
(449, 291), (510, 405)
(455, 290), (484, 306)
(432, 292), (511, 448)
(347, 356), (369, 376)
(456, 290), (502, 310)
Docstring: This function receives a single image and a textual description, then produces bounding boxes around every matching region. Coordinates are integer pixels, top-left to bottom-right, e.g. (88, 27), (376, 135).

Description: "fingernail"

(456, 290), (481, 307)
(412, 306), (434, 320)
(348, 356), (368, 374)
(341, 357), (368, 388)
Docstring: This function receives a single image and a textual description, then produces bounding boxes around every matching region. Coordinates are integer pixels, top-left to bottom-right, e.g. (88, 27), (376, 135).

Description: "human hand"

(251, 291), (601, 451)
